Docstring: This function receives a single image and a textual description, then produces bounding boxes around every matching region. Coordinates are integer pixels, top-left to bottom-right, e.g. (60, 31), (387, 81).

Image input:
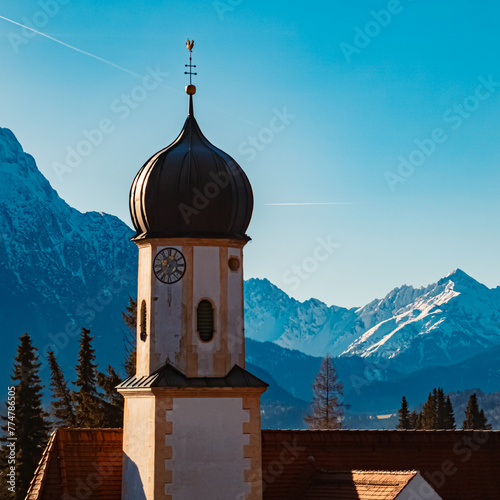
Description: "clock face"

(153, 248), (186, 284)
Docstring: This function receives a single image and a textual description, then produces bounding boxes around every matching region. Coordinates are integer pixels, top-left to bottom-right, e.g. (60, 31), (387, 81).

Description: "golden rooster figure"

(186, 39), (194, 52)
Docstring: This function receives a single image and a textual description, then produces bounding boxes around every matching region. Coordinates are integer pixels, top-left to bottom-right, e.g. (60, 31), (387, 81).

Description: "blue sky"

(1, 0), (499, 307)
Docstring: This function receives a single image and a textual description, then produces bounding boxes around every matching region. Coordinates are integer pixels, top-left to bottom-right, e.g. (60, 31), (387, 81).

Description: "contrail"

(265, 202), (361, 206)
(0, 14), (143, 78)
(0, 14), (264, 128)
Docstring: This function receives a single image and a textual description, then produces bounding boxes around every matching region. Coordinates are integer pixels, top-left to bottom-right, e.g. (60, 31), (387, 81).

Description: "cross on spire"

(185, 39), (197, 85)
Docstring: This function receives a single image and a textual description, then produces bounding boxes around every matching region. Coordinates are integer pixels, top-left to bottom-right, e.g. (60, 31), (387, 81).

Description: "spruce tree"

(408, 410), (422, 429)
(477, 409), (492, 430)
(478, 408), (492, 431)
(122, 297), (137, 377)
(415, 411), (423, 429)
(47, 350), (76, 427)
(462, 393), (492, 430)
(435, 387), (447, 429)
(97, 366), (124, 428)
(396, 396), (411, 429)
(420, 387), (455, 430)
(72, 327), (126, 428)
(74, 328), (103, 427)
(421, 391), (436, 430)
(0, 333), (49, 499)
(443, 395), (456, 430)
(304, 354), (344, 429)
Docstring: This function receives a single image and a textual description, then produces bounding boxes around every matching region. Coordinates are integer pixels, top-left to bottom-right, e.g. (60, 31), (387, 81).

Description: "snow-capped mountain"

(244, 270), (500, 373)
(2, 126), (499, 424)
(0, 127), (137, 382)
(344, 269), (500, 372)
(244, 278), (359, 356)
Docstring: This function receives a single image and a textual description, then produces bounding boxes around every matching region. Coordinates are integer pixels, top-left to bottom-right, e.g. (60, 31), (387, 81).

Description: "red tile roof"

(26, 428), (122, 500)
(27, 428), (500, 499)
(301, 470), (418, 499)
(261, 429), (500, 500)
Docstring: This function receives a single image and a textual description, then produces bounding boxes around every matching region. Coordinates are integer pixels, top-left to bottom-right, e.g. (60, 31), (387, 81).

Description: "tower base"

(118, 364), (267, 500)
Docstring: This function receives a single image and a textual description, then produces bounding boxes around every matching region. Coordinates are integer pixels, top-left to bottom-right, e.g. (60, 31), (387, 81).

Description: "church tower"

(118, 43), (267, 500)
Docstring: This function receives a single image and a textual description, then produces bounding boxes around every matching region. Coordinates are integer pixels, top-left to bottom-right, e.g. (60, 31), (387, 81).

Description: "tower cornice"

(134, 237), (249, 249)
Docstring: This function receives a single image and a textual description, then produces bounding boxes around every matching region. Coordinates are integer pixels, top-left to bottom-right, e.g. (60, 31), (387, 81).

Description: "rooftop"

(27, 428), (500, 499)
(301, 470), (420, 500)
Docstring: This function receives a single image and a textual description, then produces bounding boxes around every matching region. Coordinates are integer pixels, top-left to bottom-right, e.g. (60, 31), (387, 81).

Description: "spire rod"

(185, 39), (197, 97)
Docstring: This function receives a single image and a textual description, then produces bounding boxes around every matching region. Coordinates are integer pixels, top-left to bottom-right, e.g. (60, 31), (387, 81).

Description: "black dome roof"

(130, 96), (253, 241)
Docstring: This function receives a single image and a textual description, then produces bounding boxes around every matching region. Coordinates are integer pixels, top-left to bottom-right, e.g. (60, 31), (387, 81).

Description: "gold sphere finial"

(186, 85), (197, 95)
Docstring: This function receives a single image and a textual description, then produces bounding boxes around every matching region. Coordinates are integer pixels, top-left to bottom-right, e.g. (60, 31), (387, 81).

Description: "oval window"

(140, 300), (147, 342)
(197, 300), (214, 342)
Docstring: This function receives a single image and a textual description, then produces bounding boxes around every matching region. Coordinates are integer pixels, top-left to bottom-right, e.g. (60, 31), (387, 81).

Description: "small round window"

(197, 300), (214, 342)
(228, 257), (240, 272)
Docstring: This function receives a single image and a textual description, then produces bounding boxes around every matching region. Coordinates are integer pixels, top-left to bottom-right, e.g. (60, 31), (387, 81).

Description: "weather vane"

(185, 39), (197, 95)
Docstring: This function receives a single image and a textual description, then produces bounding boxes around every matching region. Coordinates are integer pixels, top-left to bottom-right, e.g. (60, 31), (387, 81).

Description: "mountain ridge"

(244, 268), (500, 374)
(0, 127), (137, 384)
(1, 126), (499, 428)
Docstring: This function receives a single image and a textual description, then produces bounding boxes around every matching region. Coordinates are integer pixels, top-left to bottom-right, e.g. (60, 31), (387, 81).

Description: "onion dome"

(129, 93), (253, 241)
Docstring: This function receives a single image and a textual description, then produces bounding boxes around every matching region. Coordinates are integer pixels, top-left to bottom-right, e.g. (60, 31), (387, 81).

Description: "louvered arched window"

(140, 300), (147, 342)
(197, 300), (214, 342)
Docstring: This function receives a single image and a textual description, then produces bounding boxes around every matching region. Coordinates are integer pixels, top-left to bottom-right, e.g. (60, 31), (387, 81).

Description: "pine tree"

(47, 350), (76, 427)
(443, 395), (456, 430)
(0, 333), (50, 499)
(421, 391), (436, 430)
(434, 387), (455, 429)
(462, 393), (492, 430)
(304, 354), (344, 429)
(122, 297), (137, 377)
(435, 387), (447, 429)
(97, 366), (124, 428)
(396, 396), (411, 429)
(415, 411), (423, 429)
(404, 388), (455, 430)
(74, 328), (103, 427)
(420, 387), (455, 430)
(477, 409), (492, 430)
(462, 393), (480, 429)
(408, 410), (421, 429)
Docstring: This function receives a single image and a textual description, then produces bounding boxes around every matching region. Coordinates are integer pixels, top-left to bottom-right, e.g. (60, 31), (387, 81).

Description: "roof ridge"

(351, 469), (418, 474)
(25, 430), (58, 499)
(54, 427), (124, 431)
(261, 428), (499, 432)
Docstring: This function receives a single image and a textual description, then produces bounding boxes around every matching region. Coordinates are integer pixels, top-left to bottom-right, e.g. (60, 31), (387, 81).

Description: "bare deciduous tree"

(305, 354), (344, 429)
